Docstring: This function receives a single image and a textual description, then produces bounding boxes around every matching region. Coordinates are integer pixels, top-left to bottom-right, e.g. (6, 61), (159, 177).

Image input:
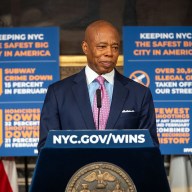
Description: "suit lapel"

(106, 71), (129, 130)
(72, 69), (96, 130)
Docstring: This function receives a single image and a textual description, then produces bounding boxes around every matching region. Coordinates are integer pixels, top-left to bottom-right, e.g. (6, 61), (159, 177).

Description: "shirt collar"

(85, 65), (114, 85)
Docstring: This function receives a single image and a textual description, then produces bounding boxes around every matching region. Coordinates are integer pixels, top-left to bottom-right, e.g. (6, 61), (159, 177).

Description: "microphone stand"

(96, 89), (102, 130)
(98, 108), (100, 130)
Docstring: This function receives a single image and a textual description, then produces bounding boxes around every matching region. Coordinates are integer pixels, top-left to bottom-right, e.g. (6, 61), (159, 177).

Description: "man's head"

(82, 20), (120, 75)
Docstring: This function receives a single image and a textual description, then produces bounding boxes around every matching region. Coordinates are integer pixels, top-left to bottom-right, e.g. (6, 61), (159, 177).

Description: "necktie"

(93, 76), (110, 130)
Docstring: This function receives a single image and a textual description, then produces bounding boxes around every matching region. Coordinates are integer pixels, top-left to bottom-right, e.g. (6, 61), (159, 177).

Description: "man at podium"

(38, 20), (159, 151)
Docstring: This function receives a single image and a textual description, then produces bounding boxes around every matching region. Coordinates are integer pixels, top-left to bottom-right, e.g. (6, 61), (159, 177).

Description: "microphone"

(96, 89), (102, 108)
(96, 89), (101, 129)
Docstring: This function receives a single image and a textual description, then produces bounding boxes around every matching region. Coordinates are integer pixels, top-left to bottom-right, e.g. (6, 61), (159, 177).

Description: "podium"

(30, 130), (170, 192)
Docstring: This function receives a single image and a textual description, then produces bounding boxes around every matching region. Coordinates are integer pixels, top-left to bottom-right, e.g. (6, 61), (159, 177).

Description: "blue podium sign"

(45, 130), (154, 148)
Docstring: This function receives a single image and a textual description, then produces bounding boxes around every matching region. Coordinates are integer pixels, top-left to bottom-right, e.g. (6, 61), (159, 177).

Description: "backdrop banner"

(123, 26), (192, 154)
(0, 27), (59, 156)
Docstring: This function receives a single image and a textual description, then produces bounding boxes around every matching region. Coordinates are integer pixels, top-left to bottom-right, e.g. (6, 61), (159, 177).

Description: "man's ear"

(82, 41), (88, 55)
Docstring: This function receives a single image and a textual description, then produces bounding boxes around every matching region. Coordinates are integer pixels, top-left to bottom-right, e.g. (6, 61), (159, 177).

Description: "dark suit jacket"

(38, 68), (159, 150)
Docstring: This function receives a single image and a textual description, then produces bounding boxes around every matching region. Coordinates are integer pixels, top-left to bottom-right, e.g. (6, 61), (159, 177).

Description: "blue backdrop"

(123, 26), (192, 154)
(0, 27), (59, 156)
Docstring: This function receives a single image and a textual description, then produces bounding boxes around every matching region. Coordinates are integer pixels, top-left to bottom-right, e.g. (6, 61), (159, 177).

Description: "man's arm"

(138, 88), (159, 146)
(38, 85), (61, 151)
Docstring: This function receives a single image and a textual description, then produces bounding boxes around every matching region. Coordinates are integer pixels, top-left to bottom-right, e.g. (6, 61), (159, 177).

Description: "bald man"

(38, 20), (159, 150)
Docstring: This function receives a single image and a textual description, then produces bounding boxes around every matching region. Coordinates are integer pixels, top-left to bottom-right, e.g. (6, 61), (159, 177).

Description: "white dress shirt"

(85, 65), (114, 108)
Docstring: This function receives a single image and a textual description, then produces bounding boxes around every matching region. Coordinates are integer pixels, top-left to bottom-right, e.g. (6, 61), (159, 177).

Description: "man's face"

(82, 25), (120, 75)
